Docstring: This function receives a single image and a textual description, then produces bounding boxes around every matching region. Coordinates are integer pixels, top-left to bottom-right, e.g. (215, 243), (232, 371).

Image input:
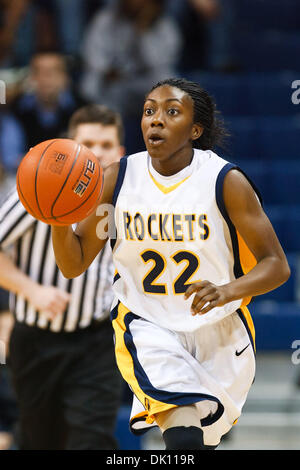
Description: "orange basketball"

(16, 139), (104, 226)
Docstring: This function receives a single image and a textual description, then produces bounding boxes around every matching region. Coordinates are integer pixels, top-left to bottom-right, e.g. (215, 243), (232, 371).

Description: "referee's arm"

(0, 190), (39, 307)
(0, 190), (70, 318)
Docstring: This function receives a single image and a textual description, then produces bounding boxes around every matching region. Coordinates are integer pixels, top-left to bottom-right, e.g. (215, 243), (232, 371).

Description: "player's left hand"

(184, 280), (228, 315)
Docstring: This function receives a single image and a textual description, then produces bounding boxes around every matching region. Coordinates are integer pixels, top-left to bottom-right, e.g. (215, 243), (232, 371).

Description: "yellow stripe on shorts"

(111, 301), (177, 424)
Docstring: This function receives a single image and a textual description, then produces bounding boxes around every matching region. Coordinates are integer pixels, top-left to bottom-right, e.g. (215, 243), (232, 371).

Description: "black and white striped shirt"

(0, 188), (114, 332)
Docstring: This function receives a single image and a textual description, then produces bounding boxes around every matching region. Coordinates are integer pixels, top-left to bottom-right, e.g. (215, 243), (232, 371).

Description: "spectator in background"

(0, 0), (29, 67)
(80, 0), (182, 120)
(0, 0), (59, 68)
(11, 50), (85, 151)
(54, 0), (106, 58)
(168, 0), (236, 73)
(166, 0), (217, 72)
(0, 1), (112, 69)
(0, 107), (25, 179)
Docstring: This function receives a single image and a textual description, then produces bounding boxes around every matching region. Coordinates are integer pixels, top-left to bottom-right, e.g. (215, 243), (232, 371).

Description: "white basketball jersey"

(111, 149), (257, 332)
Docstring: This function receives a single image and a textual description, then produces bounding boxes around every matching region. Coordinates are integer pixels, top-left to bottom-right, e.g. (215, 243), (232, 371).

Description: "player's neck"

(150, 148), (194, 177)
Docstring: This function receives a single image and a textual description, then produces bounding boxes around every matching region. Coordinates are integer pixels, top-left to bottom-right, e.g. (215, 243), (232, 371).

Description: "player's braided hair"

(149, 78), (229, 151)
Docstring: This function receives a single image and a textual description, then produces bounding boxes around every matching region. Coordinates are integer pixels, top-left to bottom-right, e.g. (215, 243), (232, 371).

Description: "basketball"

(16, 138), (104, 226)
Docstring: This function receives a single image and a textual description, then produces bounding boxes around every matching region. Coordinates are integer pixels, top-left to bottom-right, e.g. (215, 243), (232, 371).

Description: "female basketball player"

(52, 78), (290, 450)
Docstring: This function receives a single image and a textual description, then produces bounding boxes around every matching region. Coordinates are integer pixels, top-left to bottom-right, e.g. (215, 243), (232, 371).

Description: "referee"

(0, 105), (125, 450)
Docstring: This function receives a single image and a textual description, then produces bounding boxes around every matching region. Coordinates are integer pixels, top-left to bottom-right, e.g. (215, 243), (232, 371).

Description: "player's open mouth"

(148, 133), (165, 146)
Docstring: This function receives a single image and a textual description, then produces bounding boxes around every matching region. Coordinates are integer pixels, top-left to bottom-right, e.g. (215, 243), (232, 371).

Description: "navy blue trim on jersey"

(123, 311), (224, 431)
(239, 168), (263, 206)
(112, 155), (128, 207)
(216, 163), (243, 278)
(113, 272), (121, 284)
(215, 163), (263, 279)
(110, 301), (120, 321)
(237, 308), (256, 355)
(110, 156), (128, 251)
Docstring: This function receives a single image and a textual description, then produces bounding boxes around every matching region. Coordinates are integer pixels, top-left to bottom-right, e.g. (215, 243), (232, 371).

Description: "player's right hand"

(184, 280), (228, 315)
(28, 285), (71, 319)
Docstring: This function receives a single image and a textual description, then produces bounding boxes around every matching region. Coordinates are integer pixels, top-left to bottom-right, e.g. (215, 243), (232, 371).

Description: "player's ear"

(191, 124), (203, 142)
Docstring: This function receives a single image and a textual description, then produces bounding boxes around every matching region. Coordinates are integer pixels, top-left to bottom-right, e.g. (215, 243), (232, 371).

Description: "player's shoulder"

(119, 151), (147, 173)
(126, 150), (148, 161)
(201, 150), (247, 191)
(108, 152), (147, 206)
(193, 148), (231, 173)
(210, 152), (263, 205)
(103, 152), (138, 183)
(102, 152), (146, 203)
(199, 148), (228, 162)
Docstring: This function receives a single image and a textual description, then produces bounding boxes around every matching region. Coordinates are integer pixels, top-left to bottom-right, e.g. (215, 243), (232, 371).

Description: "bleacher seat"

(224, 117), (300, 161)
(231, 161), (300, 206)
(258, 117), (300, 160)
(266, 162), (300, 204)
(184, 72), (246, 116)
(261, 253), (299, 302)
(233, 31), (300, 72)
(224, 117), (261, 159)
(186, 72), (300, 117)
(283, 207), (300, 253)
(245, 72), (300, 116)
(264, 205), (287, 249)
(232, 161), (300, 207)
(250, 301), (300, 351)
(265, 206), (300, 252)
(233, 0), (300, 32)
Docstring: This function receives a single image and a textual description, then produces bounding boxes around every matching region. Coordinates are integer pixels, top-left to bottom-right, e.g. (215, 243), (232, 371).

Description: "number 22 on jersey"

(140, 249), (201, 295)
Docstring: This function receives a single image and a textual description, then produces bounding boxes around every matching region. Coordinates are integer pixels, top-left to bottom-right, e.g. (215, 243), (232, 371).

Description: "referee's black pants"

(7, 319), (123, 450)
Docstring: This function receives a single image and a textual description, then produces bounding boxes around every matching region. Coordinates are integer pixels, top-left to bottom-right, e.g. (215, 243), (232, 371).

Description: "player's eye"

(144, 108), (154, 116)
(168, 108), (179, 116)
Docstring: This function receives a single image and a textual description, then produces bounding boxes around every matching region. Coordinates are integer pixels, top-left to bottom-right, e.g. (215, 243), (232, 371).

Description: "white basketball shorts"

(111, 300), (256, 446)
